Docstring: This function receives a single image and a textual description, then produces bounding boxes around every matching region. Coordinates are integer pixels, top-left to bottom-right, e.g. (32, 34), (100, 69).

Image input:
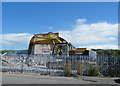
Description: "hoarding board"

(34, 44), (51, 54)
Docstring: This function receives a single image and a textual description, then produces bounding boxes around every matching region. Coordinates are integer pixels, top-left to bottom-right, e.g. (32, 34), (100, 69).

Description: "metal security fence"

(97, 55), (120, 76)
(1, 54), (120, 76)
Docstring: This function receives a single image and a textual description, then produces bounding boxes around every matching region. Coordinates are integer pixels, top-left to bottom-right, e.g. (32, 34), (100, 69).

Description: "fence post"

(20, 55), (23, 74)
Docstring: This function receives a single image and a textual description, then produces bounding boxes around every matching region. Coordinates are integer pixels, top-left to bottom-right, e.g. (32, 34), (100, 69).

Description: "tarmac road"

(2, 73), (91, 84)
(2, 73), (120, 86)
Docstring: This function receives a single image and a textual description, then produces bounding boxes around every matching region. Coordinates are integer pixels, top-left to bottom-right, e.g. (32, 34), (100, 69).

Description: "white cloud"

(0, 33), (33, 46)
(108, 37), (116, 41)
(76, 19), (87, 24)
(1, 19), (118, 50)
(78, 44), (118, 49)
(58, 19), (118, 49)
(48, 27), (53, 30)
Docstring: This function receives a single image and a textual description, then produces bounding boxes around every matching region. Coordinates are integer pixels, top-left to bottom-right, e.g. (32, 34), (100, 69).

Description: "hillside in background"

(92, 49), (120, 56)
(0, 50), (28, 54)
(0, 49), (120, 56)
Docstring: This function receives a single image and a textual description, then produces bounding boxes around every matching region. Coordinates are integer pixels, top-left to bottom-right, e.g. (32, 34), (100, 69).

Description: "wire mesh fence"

(1, 54), (120, 76)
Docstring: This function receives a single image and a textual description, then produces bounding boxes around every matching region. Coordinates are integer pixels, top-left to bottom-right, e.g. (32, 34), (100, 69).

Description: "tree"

(77, 60), (83, 75)
(0, 50), (8, 54)
(95, 49), (120, 56)
(64, 61), (72, 76)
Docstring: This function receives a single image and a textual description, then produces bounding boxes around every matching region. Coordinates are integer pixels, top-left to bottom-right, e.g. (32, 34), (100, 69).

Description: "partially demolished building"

(28, 32), (96, 57)
(28, 32), (76, 55)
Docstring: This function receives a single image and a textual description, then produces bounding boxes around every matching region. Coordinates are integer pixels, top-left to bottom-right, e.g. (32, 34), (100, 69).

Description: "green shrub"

(89, 66), (98, 76)
(84, 66), (103, 76)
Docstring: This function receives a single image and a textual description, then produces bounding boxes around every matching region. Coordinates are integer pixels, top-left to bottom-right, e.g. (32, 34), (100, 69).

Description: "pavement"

(2, 73), (120, 85)
(78, 75), (119, 84)
(2, 73), (91, 84)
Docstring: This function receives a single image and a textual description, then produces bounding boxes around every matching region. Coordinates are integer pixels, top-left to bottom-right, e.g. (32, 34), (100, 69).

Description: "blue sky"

(1, 2), (118, 50)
